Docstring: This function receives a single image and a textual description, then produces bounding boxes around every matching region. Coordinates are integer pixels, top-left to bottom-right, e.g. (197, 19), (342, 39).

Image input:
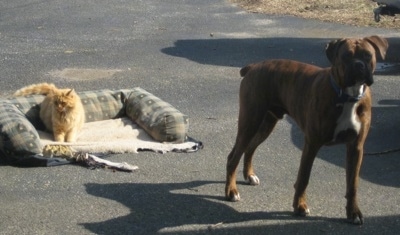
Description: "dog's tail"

(240, 65), (252, 77)
(14, 83), (58, 96)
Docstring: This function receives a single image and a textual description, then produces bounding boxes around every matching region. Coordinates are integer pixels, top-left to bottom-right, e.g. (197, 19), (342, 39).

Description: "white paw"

(349, 216), (363, 225)
(231, 193), (241, 202)
(294, 208), (311, 216)
(304, 208), (310, 215)
(246, 175), (260, 185)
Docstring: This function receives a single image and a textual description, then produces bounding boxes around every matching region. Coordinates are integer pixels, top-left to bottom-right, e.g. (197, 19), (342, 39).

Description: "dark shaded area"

(162, 37), (400, 74)
(83, 181), (400, 234)
(162, 37), (331, 68)
(374, 1), (400, 22)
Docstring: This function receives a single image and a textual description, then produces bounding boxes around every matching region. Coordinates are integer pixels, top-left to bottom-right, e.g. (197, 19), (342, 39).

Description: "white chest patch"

(331, 84), (364, 142)
(332, 102), (361, 142)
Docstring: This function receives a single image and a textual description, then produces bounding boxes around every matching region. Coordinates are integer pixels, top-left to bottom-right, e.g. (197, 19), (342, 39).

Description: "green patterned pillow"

(78, 89), (130, 122)
(125, 87), (189, 143)
(0, 100), (42, 163)
(8, 95), (45, 129)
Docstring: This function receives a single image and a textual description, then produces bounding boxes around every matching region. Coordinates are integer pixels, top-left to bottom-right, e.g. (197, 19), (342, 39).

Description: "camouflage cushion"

(8, 95), (45, 129)
(0, 88), (189, 166)
(78, 89), (130, 122)
(0, 99), (43, 164)
(126, 87), (189, 143)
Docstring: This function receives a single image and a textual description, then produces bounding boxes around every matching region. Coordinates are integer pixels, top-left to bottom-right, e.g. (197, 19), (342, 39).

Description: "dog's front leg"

(345, 102), (371, 225)
(293, 139), (321, 216)
(345, 142), (365, 225)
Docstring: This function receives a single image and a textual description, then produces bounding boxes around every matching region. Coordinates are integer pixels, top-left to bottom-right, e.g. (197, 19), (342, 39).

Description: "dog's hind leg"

(225, 130), (256, 201)
(243, 111), (279, 186)
(226, 108), (267, 201)
(226, 110), (279, 202)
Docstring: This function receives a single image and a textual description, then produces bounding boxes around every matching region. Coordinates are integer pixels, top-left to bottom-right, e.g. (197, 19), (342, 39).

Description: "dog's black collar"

(329, 74), (365, 106)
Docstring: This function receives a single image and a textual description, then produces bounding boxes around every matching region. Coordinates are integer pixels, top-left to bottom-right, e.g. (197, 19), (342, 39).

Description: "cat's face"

(53, 89), (76, 113)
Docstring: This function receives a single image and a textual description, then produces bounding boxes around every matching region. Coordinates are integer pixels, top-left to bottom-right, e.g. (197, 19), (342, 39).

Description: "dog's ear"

(364, 35), (389, 60)
(240, 64), (253, 77)
(325, 39), (347, 64)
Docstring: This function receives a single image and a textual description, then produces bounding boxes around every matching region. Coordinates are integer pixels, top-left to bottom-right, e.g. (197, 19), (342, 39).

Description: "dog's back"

(239, 60), (330, 121)
(240, 59), (322, 78)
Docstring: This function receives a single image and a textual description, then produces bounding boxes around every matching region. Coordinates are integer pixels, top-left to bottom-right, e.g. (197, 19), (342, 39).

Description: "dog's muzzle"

(345, 60), (373, 87)
(330, 74), (366, 106)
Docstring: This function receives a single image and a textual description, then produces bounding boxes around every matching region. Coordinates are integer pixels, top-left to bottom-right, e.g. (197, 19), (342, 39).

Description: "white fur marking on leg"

(231, 193), (241, 202)
(246, 175), (260, 185)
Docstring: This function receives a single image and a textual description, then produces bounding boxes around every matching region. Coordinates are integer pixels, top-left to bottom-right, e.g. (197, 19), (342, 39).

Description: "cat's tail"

(14, 83), (58, 96)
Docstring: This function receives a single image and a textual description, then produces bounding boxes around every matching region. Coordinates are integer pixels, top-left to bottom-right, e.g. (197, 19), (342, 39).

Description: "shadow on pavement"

(162, 37), (330, 68)
(162, 37), (400, 73)
(82, 181), (399, 234)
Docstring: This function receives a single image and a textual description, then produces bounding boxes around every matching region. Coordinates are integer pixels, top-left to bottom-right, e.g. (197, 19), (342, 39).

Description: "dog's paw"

(347, 211), (364, 225)
(246, 175), (260, 185)
(346, 205), (364, 225)
(294, 207), (310, 217)
(347, 216), (363, 225)
(225, 186), (241, 202)
(226, 192), (241, 202)
(231, 193), (241, 202)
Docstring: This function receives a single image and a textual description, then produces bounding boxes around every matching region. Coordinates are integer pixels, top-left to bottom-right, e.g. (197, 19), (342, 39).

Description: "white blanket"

(38, 118), (202, 154)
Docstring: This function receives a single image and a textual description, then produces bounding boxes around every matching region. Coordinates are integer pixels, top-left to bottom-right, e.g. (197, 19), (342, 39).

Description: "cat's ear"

(66, 89), (74, 96)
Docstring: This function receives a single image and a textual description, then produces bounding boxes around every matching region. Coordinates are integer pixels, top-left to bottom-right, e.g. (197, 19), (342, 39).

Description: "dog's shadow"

(81, 181), (291, 234)
(289, 99), (400, 188)
(81, 180), (400, 234)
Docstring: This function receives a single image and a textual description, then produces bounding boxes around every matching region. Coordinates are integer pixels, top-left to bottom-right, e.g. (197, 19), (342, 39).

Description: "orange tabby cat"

(14, 83), (85, 142)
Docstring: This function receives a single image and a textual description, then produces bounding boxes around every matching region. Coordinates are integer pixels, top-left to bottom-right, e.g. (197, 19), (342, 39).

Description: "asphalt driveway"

(0, 0), (399, 234)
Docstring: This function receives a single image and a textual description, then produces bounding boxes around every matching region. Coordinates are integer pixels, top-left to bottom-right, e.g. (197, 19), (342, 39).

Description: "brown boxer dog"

(225, 35), (388, 224)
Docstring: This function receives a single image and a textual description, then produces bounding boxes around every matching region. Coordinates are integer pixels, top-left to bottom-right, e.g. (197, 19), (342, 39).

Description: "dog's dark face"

(326, 36), (388, 88)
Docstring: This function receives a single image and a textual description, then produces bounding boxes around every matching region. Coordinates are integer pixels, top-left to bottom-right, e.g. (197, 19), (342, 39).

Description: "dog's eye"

(363, 53), (372, 61)
(341, 51), (352, 60)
